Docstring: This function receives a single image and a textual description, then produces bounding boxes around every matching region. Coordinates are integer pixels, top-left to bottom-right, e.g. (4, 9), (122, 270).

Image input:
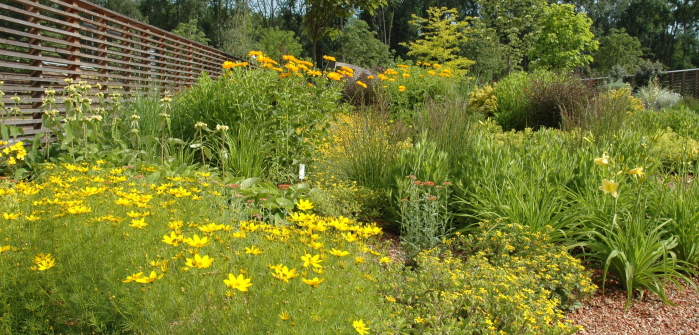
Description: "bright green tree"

(172, 19), (211, 45)
(593, 28), (644, 74)
(336, 18), (394, 68)
(259, 27), (304, 61)
(401, 7), (475, 73)
(528, 3), (598, 70)
(303, 0), (387, 63)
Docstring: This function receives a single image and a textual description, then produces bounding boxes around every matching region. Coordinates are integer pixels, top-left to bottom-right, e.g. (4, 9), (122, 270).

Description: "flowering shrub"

(376, 221), (595, 334)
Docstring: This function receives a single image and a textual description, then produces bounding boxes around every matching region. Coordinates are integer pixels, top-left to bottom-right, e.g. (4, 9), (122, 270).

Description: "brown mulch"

(568, 277), (699, 334)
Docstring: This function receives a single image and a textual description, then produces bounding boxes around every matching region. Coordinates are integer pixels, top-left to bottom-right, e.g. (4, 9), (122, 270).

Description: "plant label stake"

(299, 164), (306, 181)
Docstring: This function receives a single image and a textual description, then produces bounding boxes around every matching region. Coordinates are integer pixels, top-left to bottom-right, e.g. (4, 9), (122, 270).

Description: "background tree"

(593, 28), (644, 74)
(528, 3), (598, 70)
(401, 7), (475, 72)
(303, 0), (386, 63)
(334, 18), (393, 68)
(172, 19), (211, 45)
(259, 27), (304, 60)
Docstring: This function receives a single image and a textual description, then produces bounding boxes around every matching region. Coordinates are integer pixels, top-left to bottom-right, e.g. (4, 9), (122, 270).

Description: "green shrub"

(493, 71), (531, 131)
(526, 71), (598, 130)
(170, 64), (346, 180)
(376, 221), (595, 334)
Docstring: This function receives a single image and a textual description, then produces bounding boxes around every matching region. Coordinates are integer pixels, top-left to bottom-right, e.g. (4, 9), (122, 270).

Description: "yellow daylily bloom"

(599, 179), (620, 198)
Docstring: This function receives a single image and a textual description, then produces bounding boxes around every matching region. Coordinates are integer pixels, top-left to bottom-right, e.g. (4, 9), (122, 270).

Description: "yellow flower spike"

(329, 248), (349, 257)
(352, 320), (370, 335)
(302, 277), (325, 288)
(628, 167), (645, 176)
(224, 273), (253, 292)
(599, 179), (620, 198)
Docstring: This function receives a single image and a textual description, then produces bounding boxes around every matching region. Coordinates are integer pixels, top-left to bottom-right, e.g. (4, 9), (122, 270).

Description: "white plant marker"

(299, 164), (306, 181)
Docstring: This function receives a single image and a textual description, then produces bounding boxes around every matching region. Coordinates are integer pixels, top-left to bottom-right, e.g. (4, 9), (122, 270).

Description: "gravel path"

(568, 278), (699, 334)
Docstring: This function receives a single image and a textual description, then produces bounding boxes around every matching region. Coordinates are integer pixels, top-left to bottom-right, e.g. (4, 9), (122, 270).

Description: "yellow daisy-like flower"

(398, 85), (406, 92)
(185, 253), (214, 269)
(224, 273), (253, 292)
(327, 72), (343, 81)
(184, 234), (210, 248)
(323, 55), (336, 62)
(356, 80), (368, 89)
(599, 179), (620, 198)
(279, 311), (291, 321)
(296, 199), (314, 211)
(329, 248), (349, 257)
(301, 253), (323, 268)
(129, 218), (148, 229)
(134, 271), (163, 284)
(245, 246), (263, 255)
(379, 257), (392, 264)
(353, 319), (370, 335)
(302, 277), (325, 288)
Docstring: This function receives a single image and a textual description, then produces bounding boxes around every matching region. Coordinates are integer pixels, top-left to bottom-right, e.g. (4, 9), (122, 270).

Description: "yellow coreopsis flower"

(353, 319), (370, 335)
(3, 212), (21, 220)
(185, 253), (214, 269)
(122, 272), (144, 283)
(134, 271), (163, 284)
(301, 253), (323, 268)
(162, 232), (184, 246)
(329, 248), (349, 257)
(302, 277), (325, 288)
(0, 245), (10, 253)
(271, 265), (299, 282)
(327, 72), (343, 81)
(379, 257), (393, 264)
(599, 179), (620, 198)
(184, 234), (210, 247)
(356, 80), (368, 88)
(398, 85), (406, 92)
(245, 246), (263, 255)
(33, 253), (56, 271)
(279, 311), (291, 321)
(296, 199), (314, 211)
(129, 218), (148, 229)
(224, 273), (253, 292)
(323, 55), (336, 62)
(222, 61), (235, 69)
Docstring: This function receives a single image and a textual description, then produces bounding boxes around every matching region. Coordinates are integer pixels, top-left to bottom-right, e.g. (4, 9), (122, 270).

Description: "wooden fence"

(0, 0), (242, 139)
(583, 68), (699, 99)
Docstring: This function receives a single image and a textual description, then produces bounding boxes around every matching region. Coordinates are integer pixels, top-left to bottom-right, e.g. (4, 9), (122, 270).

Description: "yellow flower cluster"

(1, 141), (27, 165)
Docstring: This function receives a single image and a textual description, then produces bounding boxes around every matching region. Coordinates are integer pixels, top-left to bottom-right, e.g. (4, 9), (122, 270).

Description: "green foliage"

(169, 67), (345, 180)
(632, 59), (665, 88)
(335, 18), (394, 68)
(476, 0), (546, 74)
(172, 19), (211, 45)
(528, 4), (598, 70)
(492, 71), (532, 130)
(303, 0), (387, 61)
(593, 28), (644, 74)
(376, 222), (595, 334)
(396, 176), (451, 258)
(258, 27), (303, 61)
(635, 79), (682, 111)
(401, 7), (474, 73)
